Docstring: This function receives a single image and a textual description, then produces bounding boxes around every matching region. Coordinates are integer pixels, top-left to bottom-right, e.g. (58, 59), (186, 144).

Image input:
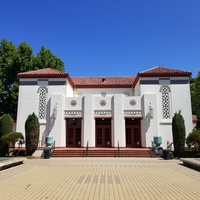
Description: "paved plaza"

(0, 158), (200, 200)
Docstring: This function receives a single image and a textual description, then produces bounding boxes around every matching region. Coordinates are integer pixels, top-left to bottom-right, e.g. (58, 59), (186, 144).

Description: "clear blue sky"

(1, 0), (200, 77)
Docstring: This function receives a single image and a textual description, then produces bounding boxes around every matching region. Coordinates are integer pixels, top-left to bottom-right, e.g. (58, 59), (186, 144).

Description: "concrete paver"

(0, 158), (200, 200)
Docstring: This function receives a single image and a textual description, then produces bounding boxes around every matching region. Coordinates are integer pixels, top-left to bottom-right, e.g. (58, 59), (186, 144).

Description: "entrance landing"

(51, 147), (154, 157)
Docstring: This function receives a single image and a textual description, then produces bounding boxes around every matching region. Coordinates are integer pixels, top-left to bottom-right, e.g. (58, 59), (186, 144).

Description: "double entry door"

(66, 118), (81, 147)
(96, 118), (111, 147)
(125, 118), (141, 147)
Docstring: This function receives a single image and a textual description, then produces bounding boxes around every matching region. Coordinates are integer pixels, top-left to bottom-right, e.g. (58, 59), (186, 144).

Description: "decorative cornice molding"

(64, 110), (82, 116)
(124, 110), (142, 116)
(94, 110), (112, 115)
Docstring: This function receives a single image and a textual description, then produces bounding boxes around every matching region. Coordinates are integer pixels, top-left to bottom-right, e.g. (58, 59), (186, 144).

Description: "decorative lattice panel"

(160, 86), (171, 119)
(101, 92), (106, 97)
(38, 87), (48, 119)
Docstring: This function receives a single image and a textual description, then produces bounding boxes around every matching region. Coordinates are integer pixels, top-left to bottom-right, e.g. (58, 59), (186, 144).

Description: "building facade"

(16, 66), (193, 149)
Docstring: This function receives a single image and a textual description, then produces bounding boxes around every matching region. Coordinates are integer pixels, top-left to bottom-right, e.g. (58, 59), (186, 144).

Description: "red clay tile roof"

(17, 66), (191, 88)
(71, 76), (136, 88)
(138, 66), (192, 77)
(18, 68), (68, 78)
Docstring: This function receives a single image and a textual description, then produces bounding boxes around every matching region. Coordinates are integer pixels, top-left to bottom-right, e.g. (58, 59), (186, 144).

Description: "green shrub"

(0, 114), (13, 137)
(25, 113), (40, 155)
(1, 132), (24, 149)
(172, 111), (186, 157)
(0, 114), (14, 156)
(186, 129), (200, 151)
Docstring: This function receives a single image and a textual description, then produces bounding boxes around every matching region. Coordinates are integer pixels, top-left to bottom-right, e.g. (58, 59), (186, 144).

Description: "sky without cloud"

(1, 0), (200, 77)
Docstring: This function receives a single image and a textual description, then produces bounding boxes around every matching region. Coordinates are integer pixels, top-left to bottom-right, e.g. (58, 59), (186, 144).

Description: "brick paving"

(0, 158), (200, 200)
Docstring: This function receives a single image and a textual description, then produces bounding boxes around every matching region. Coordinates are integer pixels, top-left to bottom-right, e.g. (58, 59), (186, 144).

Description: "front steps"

(51, 148), (155, 158)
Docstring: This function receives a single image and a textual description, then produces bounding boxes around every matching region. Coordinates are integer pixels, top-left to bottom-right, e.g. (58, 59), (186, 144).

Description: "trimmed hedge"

(0, 114), (14, 156)
(25, 113), (40, 155)
(172, 111), (186, 157)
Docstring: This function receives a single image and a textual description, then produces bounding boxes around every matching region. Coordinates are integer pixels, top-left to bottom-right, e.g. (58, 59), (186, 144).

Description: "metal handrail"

(50, 141), (56, 153)
(118, 141), (120, 157)
(86, 141), (89, 157)
(52, 141), (56, 150)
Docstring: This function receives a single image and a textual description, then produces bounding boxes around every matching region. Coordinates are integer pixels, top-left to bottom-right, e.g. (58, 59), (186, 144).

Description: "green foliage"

(190, 72), (200, 129)
(25, 113), (39, 155)
(0, 39), (65, 116)
(172, 111), (186, 156)
(0, 40), (17, 116)
(186, 129), (200, 151)
(0, 113), (13, 138)
(15, 42), (35, 73)
(1, 132), (24, 149)
(0, 113), (14, 156)
(34, 46), (64, 71)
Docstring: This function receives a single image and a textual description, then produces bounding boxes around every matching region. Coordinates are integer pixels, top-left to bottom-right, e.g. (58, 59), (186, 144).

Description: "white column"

(113, 94), (125, 147)
(83, 95), (95, 147)
(141, 94), (158, 147)
(49, 94), (65, 147)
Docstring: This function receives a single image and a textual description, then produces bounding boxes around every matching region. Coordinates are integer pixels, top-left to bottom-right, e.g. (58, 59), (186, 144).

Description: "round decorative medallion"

(100, 100), (106, 106)
(70, 100), (77, 106)
(130, 99), (136, 106)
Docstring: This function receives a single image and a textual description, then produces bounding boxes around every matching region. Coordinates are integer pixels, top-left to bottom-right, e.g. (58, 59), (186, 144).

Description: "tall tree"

(0, 39), (17, 116)
(15, 42), (35, 72)
(0, 39), (65, 116)
(34, 46), (64, 71)
(190, 72), (200, 129)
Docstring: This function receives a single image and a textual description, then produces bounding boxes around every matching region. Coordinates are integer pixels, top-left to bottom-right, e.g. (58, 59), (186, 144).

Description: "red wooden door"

(96, 118), (111, 147)
(125, 118), (141, 147)
(66, 119), (81, 147)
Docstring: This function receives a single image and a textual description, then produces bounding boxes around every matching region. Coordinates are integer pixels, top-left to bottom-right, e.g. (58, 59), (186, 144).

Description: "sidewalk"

(0, 158), (200, 200)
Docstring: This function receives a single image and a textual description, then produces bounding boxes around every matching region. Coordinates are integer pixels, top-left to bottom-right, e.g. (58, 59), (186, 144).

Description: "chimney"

(101, 77), (106, 82)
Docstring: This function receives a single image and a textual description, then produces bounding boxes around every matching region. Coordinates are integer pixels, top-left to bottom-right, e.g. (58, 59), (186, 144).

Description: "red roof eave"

(17, 74), (69, 78)
(138, 73), (192, 77)
(66, 75), (75, 88)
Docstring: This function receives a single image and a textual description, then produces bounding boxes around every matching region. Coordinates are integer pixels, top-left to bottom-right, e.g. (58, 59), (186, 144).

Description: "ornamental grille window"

(160, 86), (171, 119)
(38, 87), (48, 119)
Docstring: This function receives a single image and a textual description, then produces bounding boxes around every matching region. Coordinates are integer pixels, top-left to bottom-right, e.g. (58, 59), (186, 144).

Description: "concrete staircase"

(51, 148), (155, 157)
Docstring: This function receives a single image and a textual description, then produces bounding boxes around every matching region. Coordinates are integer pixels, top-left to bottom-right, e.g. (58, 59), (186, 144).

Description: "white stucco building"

(16, 66), (193, 149)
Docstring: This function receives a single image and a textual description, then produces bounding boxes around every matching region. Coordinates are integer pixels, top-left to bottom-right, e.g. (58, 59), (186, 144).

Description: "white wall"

(16, 78), (69, 147)
(140, 94), (158, 148)
(138, 76), (193, 149)
(170, 78), (193, 135)
(16, 82), (39, 138)
(76, 88), (133, 96)
(17, 75), (193, 149)
(134, 81), (140, 96)
(49, 94), (65, 147)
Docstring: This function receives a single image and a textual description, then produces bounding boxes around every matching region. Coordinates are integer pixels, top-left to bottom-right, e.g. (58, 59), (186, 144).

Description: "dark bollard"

(163, 149), (170, 160)
(43, 147), (51, 159)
